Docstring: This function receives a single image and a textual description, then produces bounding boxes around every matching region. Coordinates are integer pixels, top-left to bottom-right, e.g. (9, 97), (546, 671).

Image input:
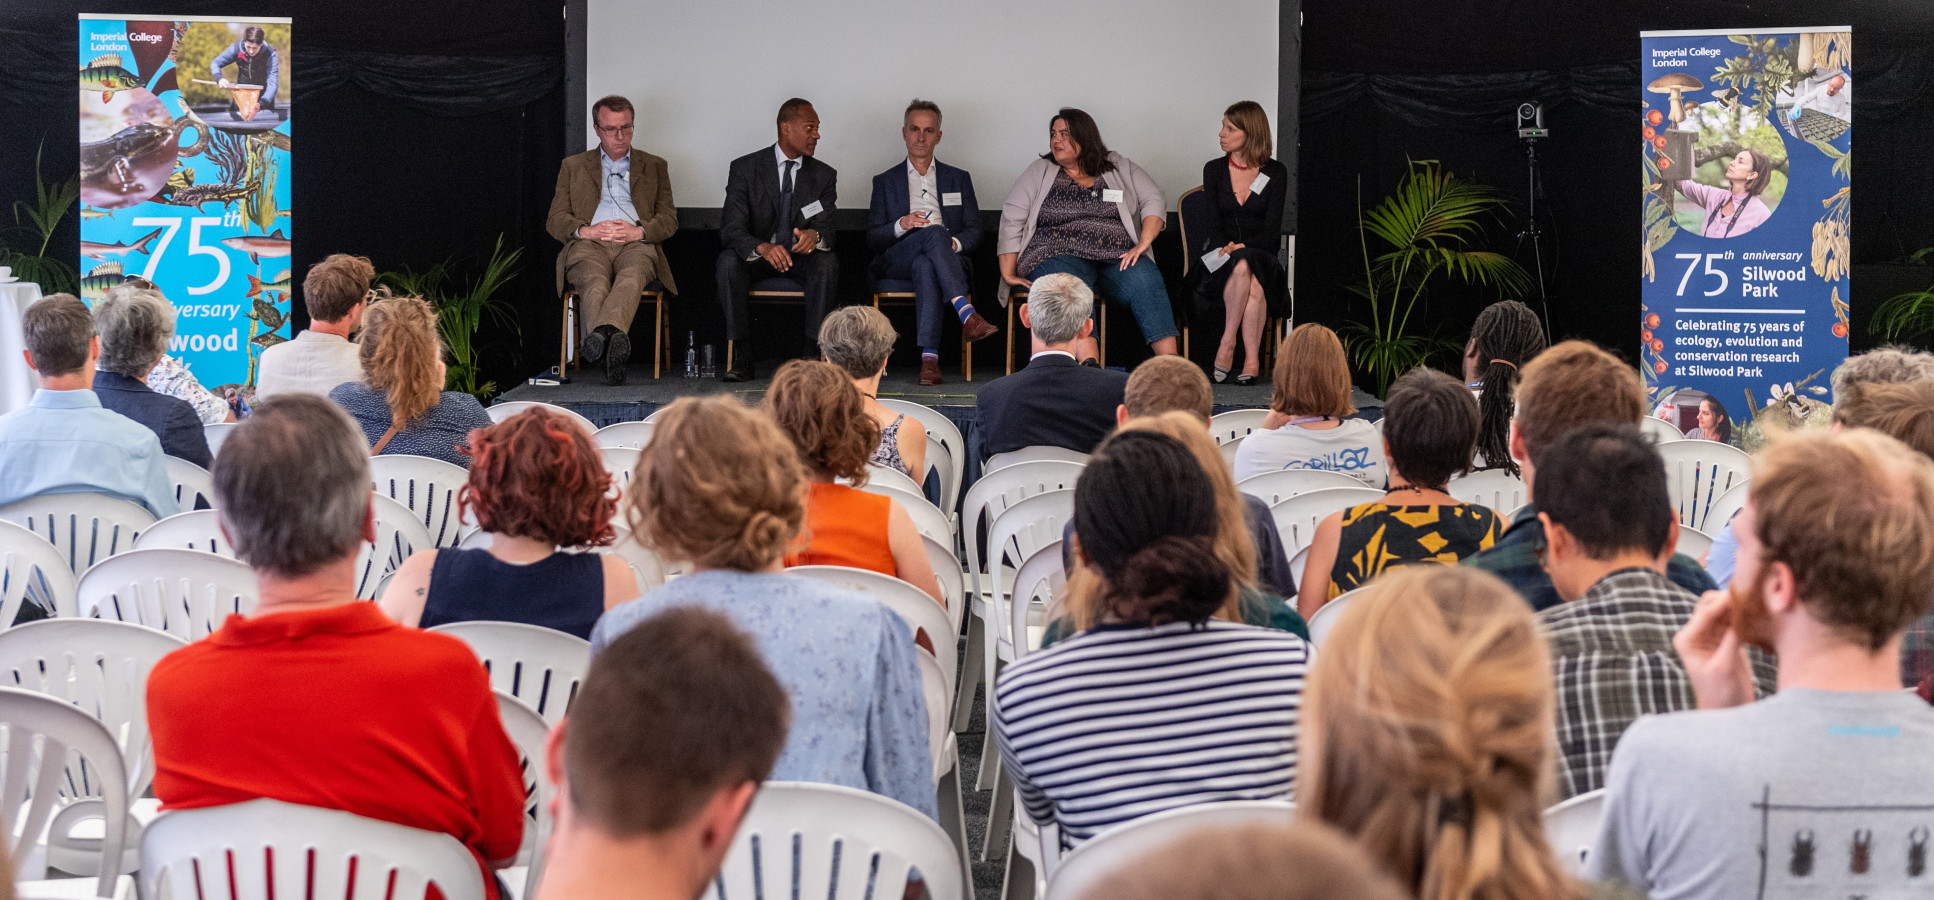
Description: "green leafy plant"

(1873, 267), (1934, 347)
(1343, 161), (1531, 396)
(2, 142), (80, 296)
(377, 235), (523, 401)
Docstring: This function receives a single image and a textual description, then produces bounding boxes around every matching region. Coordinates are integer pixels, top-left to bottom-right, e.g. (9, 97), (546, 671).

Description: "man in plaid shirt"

(1532, 424), (1775, 800)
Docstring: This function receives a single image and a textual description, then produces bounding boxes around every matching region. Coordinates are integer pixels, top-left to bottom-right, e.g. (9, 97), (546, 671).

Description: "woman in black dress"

(1195, 101), (1289, 385)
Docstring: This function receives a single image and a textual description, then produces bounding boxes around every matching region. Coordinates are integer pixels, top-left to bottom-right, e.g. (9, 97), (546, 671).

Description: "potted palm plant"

(377, 235), (522, 401)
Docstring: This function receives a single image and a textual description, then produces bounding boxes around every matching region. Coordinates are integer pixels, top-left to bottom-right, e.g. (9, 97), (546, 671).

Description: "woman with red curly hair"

(379, 408), (637, 637)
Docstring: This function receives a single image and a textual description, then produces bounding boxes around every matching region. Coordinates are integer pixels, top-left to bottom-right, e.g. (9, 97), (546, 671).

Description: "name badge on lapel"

(1101, 188), (1124, 203)
(1249, 172), (1271, 193)
(800, 200), (824, 218)
(942, 192), (963, 206)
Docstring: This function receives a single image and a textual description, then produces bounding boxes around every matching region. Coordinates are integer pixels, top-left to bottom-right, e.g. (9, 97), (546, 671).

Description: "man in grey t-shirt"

(1587, 428), (1934, 899)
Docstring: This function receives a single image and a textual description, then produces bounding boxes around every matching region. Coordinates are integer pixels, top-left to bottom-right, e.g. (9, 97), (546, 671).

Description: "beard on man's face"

(1728, 566), (1779, 651)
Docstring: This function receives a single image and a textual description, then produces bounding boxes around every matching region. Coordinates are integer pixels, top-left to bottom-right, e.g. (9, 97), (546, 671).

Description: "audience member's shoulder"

(438, 390), (486, 410)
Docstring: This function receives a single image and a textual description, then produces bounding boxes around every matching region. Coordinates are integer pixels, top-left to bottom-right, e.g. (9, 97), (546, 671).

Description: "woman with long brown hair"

(1196, 100), (1291, 385)
(329, 294), (492, 467)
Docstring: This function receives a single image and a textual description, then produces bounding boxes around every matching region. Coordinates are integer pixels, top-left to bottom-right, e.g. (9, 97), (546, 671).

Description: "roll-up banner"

(1639, 28), (1850, 449)
(78, 15), (291, 388)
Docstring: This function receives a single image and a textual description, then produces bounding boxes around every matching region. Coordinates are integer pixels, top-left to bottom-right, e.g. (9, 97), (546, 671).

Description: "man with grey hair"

(91, 286), (212, 467)
(0, 294), (175, 517)
(974, 272), (1129, 461)
(146, 393), (526, 894)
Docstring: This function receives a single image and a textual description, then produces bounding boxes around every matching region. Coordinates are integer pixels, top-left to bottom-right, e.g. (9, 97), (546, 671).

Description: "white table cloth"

(0, 281), (44, 415)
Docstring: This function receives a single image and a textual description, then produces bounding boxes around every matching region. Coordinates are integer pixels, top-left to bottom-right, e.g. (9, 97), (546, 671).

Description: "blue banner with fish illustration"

(1638, 27), (1849, 451)
(78, 14), (290, 388)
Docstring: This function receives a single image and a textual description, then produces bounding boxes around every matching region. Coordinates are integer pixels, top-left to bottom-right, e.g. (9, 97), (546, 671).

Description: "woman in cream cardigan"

(998, 108), (1177, 361)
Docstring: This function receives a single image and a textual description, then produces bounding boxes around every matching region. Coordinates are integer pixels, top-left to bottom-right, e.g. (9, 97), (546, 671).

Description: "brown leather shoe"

(960, 312), (1000, 343)
(919, 358), (943, 386)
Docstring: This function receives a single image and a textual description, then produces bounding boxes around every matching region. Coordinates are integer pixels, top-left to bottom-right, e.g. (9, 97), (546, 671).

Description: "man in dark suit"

(546, 95), (680, 385)
(976, 273), (1129, 462)
(867, 99), (997, 386)
(716, 98), (839, 382)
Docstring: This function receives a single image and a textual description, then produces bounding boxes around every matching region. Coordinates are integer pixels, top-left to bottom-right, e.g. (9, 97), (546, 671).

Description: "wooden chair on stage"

(727, 277), (807, 374)
(557, 254), (669, 379)
(872, 273), (979, 381)
(1005, 289), (1109, 374)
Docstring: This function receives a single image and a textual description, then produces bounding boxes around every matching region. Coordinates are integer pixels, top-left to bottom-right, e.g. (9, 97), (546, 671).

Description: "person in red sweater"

(145, 394), (525, 897)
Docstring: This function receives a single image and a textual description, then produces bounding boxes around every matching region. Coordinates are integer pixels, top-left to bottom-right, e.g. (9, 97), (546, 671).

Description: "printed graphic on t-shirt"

(1755, 783), (1934, 898)
(1279, 446), (1376, 474)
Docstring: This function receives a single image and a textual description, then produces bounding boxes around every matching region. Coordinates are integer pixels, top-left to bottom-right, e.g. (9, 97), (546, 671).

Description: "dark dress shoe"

(1080, 357), (1101, 368)
(1235, 373), (1258, 386)
(722, 361), (755, 383)
(960, 312), (999, 343)
(579, 330), (606, 366)
(919, 358), (943, 386)
(604, 331), (631, 386)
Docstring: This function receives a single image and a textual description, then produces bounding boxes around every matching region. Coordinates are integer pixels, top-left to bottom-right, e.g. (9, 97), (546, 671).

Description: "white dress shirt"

(255, 330), (366, 400)
(894, 158), (959, 250)
(591, 149), (638, 225)
(774, 143), (804, 189)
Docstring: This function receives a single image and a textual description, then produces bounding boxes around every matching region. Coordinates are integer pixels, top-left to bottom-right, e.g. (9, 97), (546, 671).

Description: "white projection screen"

(585, 0), (1279, 214)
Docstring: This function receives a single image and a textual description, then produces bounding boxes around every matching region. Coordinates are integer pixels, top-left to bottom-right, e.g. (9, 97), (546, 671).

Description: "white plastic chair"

(76, 548), (258, 641)
(1219, 437), (1243, 468)
(1008, 540), (1066, 661)
(162, 456), (215, 511)
(428, 620), (590, 725)
(642, 405), (675, 424)
(922, 534), (966, 625)
(0, 686), (131, 898)
(989, 497), (1072, 671)
(1305, 587), (1364, 648)
(866, 463), (928, 498)
(1235, 469), (1366, 506)
(985, 445), (1090, 473)
(1, 519), (79, 622)
(787, 566), (958, 691)
(201, 422), (237, 458)
(1675, 526), (1714, 564)
(868, 484), (952, 548)
(1697, 481), (1750, 542)
(600, 446), (642, 493)
(592, 419), (654, 449)
(141, 798), (485, 900)
(486, 399), (597, 435)
(369, 454), (469, 549)
(1656, 440), (1752, 531)
(493, 692), (553, 899)
(1544, 789), (1606, 878)
(705, 782), (965, 900)
(1639, 416), (1684, 443)
(133, 510), (232, 557)
(358, 493), (437, 600)
(880, 398), (967, 510)
(1208, 408), (1271, 445)
(1043, 801), (1294, 898)
(1288, 545), (1311, 588)
(608, 525), (680, 590)
(1447, 468), (1527, 513)
(1268, 487), (1385, 558)
(0, 494), (156, 575)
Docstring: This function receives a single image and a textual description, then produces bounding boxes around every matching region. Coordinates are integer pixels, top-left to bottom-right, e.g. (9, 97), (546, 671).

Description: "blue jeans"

(1027, 254), (1177, 344)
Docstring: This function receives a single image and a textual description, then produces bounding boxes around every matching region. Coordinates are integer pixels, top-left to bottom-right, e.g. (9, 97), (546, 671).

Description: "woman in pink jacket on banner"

(1676, 148), (1773, 239)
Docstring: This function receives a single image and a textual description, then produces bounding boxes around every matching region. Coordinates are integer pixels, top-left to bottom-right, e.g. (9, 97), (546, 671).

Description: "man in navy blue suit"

(867, 100), (998, 385)
(975, 273), (1128, 462)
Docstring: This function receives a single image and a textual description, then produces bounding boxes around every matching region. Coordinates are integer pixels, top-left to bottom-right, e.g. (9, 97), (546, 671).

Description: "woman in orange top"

(766, 360), (944, 607)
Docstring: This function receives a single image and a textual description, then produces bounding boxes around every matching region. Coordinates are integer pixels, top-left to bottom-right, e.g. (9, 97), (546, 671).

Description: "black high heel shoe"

(1235, 373), (1259, 386)
(1212, 366), (1230, 383)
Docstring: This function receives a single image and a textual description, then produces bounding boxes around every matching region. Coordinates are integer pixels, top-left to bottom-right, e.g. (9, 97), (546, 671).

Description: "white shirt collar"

(906, 157), (938, 177)
(774, 143), (802, 168)
(1030, 350), (1076, 362)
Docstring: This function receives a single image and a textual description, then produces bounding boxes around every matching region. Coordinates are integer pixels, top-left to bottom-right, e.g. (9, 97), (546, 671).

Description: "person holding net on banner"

(208, 26), (279, 120)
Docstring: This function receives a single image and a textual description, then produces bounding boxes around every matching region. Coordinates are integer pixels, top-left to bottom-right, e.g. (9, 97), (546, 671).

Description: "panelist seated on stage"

(866, 98), (997, 386)
(546, 94), (679, 386)
(716, 98), (838, 383)
(256, 253), (372, 400)
(975, 272), (1129, 463)
(999, 107), (1176, 362)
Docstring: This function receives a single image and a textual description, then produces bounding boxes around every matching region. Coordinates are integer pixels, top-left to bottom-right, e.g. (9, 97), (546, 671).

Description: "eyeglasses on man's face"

(596, 124), (635, 136)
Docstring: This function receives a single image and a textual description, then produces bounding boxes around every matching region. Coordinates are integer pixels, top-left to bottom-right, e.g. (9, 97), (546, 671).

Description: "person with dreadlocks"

(1463, 300), (1546, 478)
(379, 407), (638, 638)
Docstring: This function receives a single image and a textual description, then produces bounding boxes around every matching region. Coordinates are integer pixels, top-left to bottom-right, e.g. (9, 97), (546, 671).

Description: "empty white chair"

(986, 445), (1090, 473)
(1656, 440), (1752, 531)
(486, 400), (597, 435)
(76, 548), (258, 641)
(1639, 415), (1684, 443)
(1268, 487), (1385, 558)
(428, 620), (590, 724)
(1235, 469), (1366, 506)
(880, 399), (967, 509)
(1447, 468), (1527, 513)
(1208, 408), (1271, 445)
(706, 782), (964, 900)
(133, 510), (232, 556)
(141, 798), (485, 900)
(0, 687), (132, 898)
(592, 419), (654, 449)
(493, 692), (553, 898)
(1305, 587), (1363, 647)
(1543, 789), (1606, 878)
(1, 519), (79, 622)
(162, 456), (215, 512)
(1043, 801), (1294, 899)
(201, 422), (237, 458)
(0, 494), (156, 575)
(358, 493), (437, 600)
(1675, 526), (1714, 564)
(370, 454), (469, 549)
(989, 497), (1072, 670)
(1008, 540), (1066, 661)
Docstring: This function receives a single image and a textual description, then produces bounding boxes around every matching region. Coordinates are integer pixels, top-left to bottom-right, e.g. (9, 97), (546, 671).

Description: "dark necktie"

(773, 160), (796, 245)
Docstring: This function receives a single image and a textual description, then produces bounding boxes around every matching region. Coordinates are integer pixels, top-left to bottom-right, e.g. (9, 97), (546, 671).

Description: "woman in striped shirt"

(992, 429), (1311, 850)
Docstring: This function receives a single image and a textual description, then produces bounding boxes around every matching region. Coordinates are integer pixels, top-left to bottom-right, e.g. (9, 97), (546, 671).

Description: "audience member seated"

(89, 285), (213, 467)
(1588, 428), (1934, 897)
(999, 107), (1176, 359)
(256, 253), (373, 399)
(1232, 323), (1385, 487)
(1825, 381), (1934, 691)
(114, 279), (235, 424)
(1462, 340), (1715, 610)
(994, 429), (1309, 849)
(379, 408), (638, 638)
(590, 396), (934, 818)
(1046, 409), (1305, 646)
(0, 294), (175, 518)
(1300, 566), (1588, 900)
(533, 606), (788, 900)
(765, 360), (944, 606)
(1066, 821), (1408, 900)
(1299, 368), (1501, 618)
(1464, 299), (1546, 475)
(1196, 101), (1290, 385)
(975, 272), (1128, 461)
(1534, 423), (1774, 801)
(330, 294), (493, 467)
(818, 306), (926, 480)
(146, 395), (524, 896)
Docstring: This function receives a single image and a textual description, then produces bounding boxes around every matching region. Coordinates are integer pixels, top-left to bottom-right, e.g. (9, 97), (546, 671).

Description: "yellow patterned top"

(1327, 502), (1505, 600)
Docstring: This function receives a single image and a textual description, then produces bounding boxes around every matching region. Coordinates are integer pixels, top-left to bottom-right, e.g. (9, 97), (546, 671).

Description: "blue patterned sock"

(950, 295), (977, 322)
(922, 349), (940, 359)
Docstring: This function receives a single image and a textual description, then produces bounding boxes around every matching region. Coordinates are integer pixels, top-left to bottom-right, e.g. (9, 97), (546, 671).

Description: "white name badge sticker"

(1202, 249), (1230, 273)
(1249, 172), (1271, 193)
(941, 192), (963, 206)
(800, 200), (824, 218)
(1101, 188), (1124, 203)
